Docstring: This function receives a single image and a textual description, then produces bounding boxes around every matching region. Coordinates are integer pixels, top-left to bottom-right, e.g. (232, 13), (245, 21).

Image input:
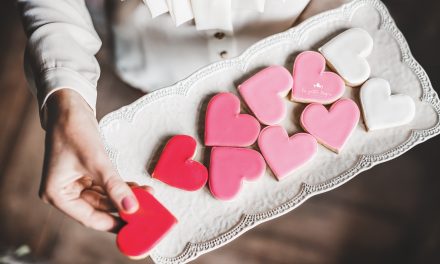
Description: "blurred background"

(0, 0), (439, 263)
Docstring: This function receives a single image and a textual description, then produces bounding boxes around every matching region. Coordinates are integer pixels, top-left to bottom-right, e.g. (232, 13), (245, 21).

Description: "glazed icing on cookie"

(319, 28), (373, 86)
(152, 135), (208, 191)
(258, 126), (318, 180)
(205, 92), (260, 147)
(238, 66), (293, 125)
(360, 78), (415, 131)
(117, 188), (177, 259)
(209, 147), (266, 200)
(291, 51), (345, 104)
(300, 98), (360, 153)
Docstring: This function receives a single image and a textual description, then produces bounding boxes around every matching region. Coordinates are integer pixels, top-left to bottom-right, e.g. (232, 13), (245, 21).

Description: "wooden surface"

(0, 0), (439, 263)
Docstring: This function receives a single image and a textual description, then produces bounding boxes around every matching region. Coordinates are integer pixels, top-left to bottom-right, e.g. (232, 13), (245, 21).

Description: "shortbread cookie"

(300, 98), (360, 153)
(205, 92), (260, 147)
(319, 28), (373, 86)
(258, 125), (317, 180)
(291, 51), (345, 104)
(209, 147), (266, 201)
(360, 78), (415, 131)
(238, 66), (293, 125)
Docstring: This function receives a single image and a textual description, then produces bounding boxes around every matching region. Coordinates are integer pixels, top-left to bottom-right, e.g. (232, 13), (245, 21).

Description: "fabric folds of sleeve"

(18, 0), (102, 125)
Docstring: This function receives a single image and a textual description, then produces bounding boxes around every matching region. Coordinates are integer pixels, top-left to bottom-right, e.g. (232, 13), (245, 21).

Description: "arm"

(18, 0), (140, 232)
(19, 0), (100, 120)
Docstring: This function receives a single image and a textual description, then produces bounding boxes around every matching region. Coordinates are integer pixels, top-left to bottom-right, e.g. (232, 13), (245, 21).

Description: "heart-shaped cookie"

(319, 28), (373, 86)
(117, 188), (177, 259)
(258, 126), (318, 180)
(152, 135), (208, 191)
(209, 147), (266, 200)
(360, 78), (415, 131)
(291, 51), (345, 104)
(300, 98), (360, 153)
(238, 66), (293, 125)
(205, 92), (260, 147)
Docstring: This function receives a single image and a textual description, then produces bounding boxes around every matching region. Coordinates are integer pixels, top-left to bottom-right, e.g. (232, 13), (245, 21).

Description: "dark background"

(0, 0), (439, 263)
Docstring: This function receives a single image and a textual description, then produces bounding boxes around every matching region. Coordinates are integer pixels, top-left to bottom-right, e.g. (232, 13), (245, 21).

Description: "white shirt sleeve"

(18, 0), (102, 125)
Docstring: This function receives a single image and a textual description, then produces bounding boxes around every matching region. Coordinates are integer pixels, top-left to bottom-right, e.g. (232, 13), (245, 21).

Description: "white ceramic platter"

(99, 0), (440, 263)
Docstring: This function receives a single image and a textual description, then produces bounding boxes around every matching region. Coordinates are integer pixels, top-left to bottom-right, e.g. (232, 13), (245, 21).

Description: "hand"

(40, 89), (148, 232)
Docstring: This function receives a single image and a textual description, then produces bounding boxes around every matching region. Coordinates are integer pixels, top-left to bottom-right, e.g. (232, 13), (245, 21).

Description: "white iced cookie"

(360, 78), (415, 131)
(319, 28), (373, 86)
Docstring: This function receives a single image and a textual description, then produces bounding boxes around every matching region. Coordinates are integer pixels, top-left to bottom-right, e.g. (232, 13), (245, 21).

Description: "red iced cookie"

(153, 135), (208, 191)
(117, 188), (177, 259)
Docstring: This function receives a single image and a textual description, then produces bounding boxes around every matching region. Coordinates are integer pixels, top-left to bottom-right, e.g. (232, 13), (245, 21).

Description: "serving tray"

(99, 0), (440, 263)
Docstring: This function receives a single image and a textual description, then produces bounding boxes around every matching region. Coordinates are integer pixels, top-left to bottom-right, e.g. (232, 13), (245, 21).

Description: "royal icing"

(300, 98), (360, 153)
(258, 126), (318, 180)
(152, 135), (208, 191)
(319, 28), (373, 86)
(209, 147), (266, 200)
(360, 78), (415, 131)
(238, 66), (293, 125)
(205, 92), (261, 147)
(291, 51), (345, 104)
(117, 187), (177, 259)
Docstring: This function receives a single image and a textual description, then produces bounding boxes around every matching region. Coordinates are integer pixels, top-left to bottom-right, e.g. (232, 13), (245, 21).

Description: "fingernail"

(146, 186), (155, 194)
(121, 196), (138, 213)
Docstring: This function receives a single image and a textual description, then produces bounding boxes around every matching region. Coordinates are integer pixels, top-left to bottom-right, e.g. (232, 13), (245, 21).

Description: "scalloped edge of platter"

(99, 0), (440, 263)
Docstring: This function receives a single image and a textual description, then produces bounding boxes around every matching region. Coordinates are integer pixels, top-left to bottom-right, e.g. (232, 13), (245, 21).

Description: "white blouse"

(18, 0), (310, 123)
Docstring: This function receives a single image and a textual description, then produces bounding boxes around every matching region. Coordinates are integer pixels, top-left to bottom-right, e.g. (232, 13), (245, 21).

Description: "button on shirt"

(18, 0), (311, 125)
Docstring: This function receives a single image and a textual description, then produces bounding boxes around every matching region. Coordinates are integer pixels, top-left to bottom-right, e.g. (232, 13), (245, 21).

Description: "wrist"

(46, 89), (95, 125)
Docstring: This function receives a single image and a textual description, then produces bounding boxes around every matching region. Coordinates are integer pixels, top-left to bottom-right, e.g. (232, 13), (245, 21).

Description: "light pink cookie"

(258, 126), (317, 180)
(205, 93), (260, 147)
(291, 51), (345, 104)
(300, 99), (360, 153)
(238, 66), (293, 125)
(209, 147), (266, 201)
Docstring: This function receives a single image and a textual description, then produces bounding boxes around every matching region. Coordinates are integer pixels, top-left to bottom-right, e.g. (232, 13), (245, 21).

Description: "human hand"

(40, 89), (149, 232)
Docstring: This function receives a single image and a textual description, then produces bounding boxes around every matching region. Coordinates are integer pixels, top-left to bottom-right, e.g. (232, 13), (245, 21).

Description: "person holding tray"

(16, 0), (340, 232)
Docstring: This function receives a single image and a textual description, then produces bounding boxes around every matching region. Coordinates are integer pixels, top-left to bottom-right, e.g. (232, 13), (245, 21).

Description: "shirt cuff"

(38, 67), (98, 128)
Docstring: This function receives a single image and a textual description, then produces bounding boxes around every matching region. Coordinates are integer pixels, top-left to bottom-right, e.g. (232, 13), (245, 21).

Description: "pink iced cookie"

(205, 93), (260, 147)
(291, 51), (345, 104)
(300, 98), (360, 153)
(258, 126), (317, 180)
(238, 66), (293, 125)
(209, 147), (266, 200)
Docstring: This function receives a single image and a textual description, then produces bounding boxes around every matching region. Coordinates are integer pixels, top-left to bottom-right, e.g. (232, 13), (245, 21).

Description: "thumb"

(100, 168), (139, 214)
